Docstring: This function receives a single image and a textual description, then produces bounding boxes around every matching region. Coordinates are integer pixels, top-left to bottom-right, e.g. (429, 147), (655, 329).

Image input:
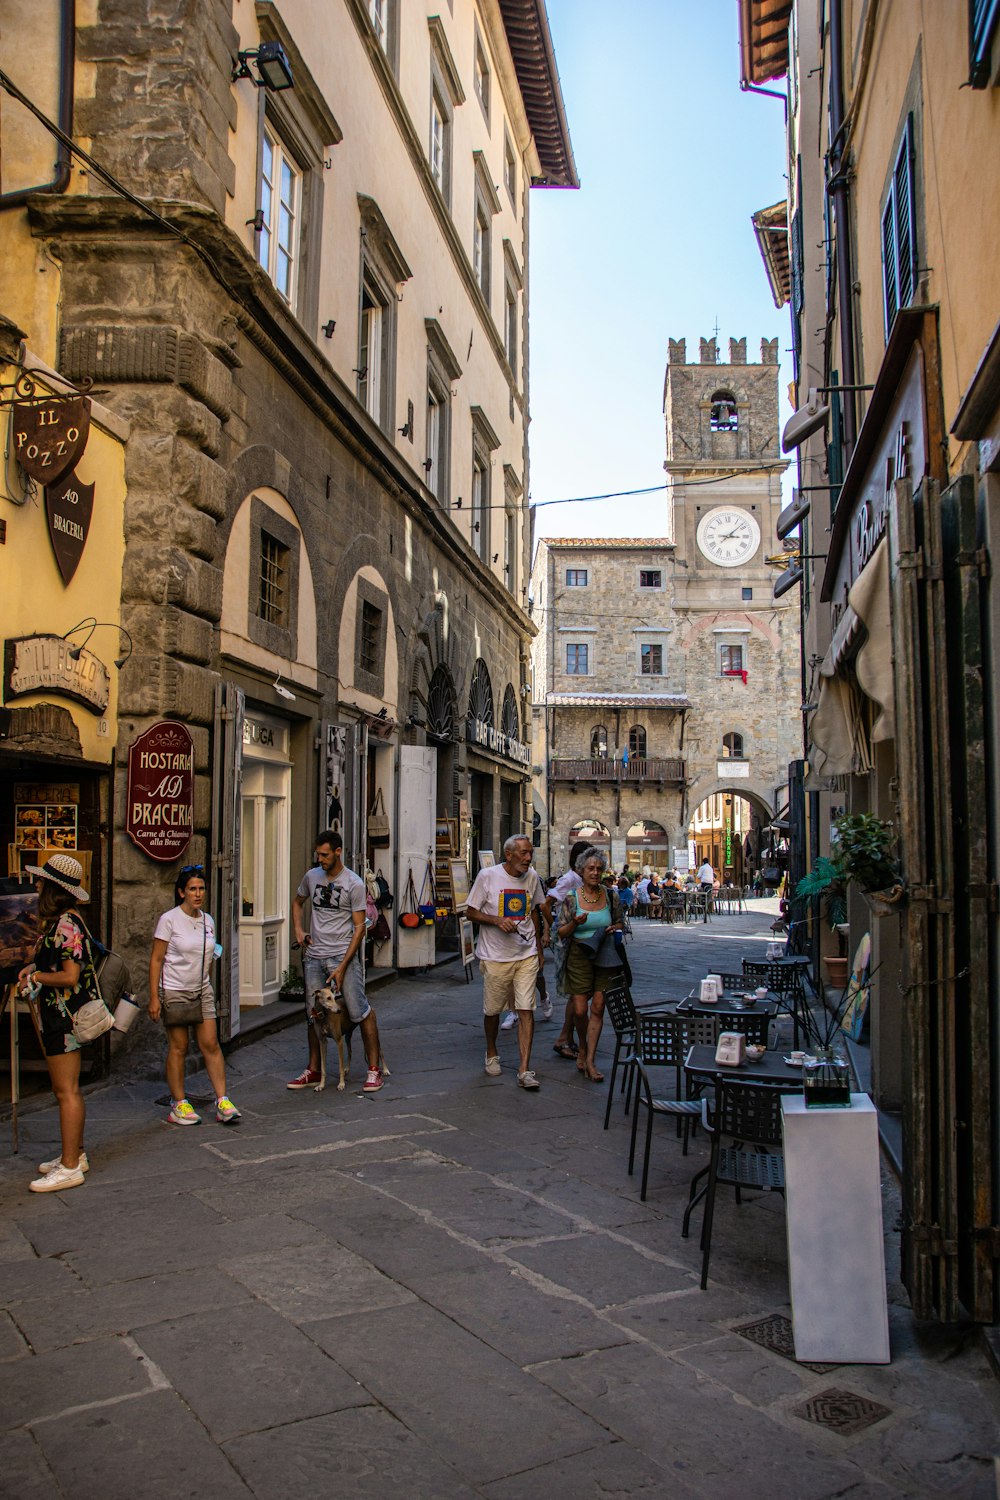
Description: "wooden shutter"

(882, 115), (916, 337)
(212, 680), (245, 1042)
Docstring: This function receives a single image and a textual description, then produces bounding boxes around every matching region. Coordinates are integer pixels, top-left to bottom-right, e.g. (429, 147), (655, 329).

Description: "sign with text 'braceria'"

(126, 720), (194, 863)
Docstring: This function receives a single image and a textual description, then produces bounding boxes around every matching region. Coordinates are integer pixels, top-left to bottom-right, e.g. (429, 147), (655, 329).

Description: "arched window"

(591, 724), (608, 759)
(501, 684), (520, 743)
(628, 724), (647, 759)
(722, 731), (744, 759)
(710, 390), (739, 431)
(570, 818), (610, 846)
(467, 658), (494, 734)
(426, 664), (456, 743)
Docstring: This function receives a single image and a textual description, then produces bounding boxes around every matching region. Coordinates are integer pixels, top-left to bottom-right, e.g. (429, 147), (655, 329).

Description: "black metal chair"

(716, 1011), (770, 1047)
(601, 980), (674, 1130)
(743, 959), (807, 1047)
(681, 1077), (791, 1288)
(717, 971), (750, 991)
(628, 1012), (718, 1199)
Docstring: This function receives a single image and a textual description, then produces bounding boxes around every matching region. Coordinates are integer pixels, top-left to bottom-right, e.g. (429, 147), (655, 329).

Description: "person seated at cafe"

(647, 875), (662, 919)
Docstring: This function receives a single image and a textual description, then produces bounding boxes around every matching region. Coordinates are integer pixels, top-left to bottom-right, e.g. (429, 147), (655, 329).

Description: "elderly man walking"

(466, 834), (545, 1090)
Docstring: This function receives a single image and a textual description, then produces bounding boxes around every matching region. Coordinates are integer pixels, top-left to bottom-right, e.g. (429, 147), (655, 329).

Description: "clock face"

(696, 507), (761, 567)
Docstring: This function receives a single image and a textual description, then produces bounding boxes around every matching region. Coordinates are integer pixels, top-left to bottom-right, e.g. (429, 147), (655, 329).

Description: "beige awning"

(849, 538), (894, 742)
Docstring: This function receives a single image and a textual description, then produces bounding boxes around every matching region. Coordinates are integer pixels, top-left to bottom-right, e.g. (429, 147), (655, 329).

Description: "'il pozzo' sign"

(126, 720), (194, 863)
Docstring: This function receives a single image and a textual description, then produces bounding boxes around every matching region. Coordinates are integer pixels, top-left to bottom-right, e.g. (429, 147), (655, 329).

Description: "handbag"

(399, 869), (421, 929)
(374, 869), (393, 910)
(160, 912), (209, 1027)
(418, 862), (436, 925)
(66, 911), (114, 1045)
(372, 910), (391, 944)
(368, 788), (390, 846)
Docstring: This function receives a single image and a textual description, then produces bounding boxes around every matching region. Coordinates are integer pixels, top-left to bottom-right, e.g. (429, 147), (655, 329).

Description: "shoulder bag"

(66, 911), (116, 1045)
(399, 869), (421, 929)
(160, 914), (209, 1028)
(368, 788), (390, 847)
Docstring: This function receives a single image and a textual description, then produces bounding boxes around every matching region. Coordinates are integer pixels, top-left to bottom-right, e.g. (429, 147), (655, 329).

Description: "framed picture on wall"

(448, 858), (470, 910)
(459, 917), (475, 969)
(478, 850), (495, 870)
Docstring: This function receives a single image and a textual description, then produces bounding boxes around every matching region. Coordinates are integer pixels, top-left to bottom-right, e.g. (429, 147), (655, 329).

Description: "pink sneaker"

(286, 1068), (321, 1090)
(363, 1067), (384, 1093)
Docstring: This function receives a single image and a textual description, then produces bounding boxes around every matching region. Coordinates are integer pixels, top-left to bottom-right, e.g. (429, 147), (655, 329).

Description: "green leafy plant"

(279, 965), (304, 993)
(832, 813), (899, 893)
(795, 855), (847, 929)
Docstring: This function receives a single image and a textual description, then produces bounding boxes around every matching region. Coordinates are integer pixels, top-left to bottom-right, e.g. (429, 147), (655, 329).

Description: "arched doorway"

(569, 818), (611, 857)
(688, 793), (757, 884)
(625, 819), (668, 874)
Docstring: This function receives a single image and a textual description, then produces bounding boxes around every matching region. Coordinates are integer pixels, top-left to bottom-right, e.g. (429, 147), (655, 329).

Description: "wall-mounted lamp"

(776, 490), (810, 540)
(781, 383), (875, 452)
(62, 618), (133, 669)
(273, 673), (296, 701)
(773, 564), (804, 599)
(322, 320), (336, 338)
(246, 209), (265, 233)
(232, 41), (294, 91)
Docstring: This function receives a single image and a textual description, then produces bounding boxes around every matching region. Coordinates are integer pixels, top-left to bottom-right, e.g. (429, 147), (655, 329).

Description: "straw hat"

(24, 854), (89, 902)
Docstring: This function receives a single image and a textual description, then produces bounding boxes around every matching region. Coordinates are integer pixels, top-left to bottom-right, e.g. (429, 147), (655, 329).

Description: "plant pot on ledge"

(862, 882), (906, 917)
(823, 954), (849, 990)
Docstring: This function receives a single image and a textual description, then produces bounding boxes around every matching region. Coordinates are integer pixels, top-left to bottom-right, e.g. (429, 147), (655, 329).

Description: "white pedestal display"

(781, 1093), (890, 1363)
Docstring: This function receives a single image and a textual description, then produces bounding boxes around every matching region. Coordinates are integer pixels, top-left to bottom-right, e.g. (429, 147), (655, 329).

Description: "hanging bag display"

(418, 862), (436, 925)
(399, 869), (421, 929)
(368, 788), (390, 846)
(374, 869), (393, 910)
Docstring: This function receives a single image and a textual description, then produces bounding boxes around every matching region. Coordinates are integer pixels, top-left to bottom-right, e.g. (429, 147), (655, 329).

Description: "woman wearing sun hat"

(17, 854), (95, 1193)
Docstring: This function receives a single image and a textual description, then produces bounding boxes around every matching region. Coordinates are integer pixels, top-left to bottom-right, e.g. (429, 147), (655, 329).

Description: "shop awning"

(850, 537), (894, 742)
(809, 538), (893, 778)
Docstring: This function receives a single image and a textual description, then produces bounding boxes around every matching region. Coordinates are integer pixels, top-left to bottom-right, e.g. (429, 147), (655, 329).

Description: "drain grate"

(791, 1386), (893, 1436)
(732, 1313), (838, 1373)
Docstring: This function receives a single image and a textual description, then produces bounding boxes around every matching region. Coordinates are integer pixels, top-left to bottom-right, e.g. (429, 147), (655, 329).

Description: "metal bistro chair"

(682, 1077), (790, 1289)
(628, 1012), (718, 1200)
(601, 979), (674, 1131)
(743, 959), (807, 1048)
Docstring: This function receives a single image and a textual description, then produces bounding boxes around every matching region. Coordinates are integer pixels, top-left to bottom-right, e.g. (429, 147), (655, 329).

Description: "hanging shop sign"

(4, 634), (109, 714)
(44, 471), (94, 584)
(12, 395), (91, 485)
(467, 717), (531, 768)
(126, 720), (194, 863)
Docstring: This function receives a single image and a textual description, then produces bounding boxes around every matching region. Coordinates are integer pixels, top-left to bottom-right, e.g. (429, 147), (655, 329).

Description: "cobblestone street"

(2, 906), (998, 1498)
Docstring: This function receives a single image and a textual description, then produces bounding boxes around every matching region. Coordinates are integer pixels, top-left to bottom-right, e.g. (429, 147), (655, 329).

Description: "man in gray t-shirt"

(287, 830), (385, 1094)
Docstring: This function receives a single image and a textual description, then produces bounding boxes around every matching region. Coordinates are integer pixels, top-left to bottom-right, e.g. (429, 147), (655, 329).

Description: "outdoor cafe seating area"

(602, 944), (889, 1361)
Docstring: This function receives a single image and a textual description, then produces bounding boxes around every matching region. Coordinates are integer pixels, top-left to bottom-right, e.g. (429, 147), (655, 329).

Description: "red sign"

(12, 395), (91, 485)
(126, 721), (194, 863)
(45, 471), (94, 584)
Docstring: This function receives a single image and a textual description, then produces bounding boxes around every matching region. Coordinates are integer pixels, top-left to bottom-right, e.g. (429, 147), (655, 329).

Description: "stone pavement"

(2, 904), (998, 1499)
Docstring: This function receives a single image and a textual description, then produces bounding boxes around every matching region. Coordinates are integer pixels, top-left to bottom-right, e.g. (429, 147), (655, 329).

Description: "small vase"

(823, 955), (849, 989)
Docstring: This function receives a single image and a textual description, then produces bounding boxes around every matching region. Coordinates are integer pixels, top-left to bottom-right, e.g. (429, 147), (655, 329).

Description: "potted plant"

(833, 812), (904, 913)
(795, 856), (849, 987)
(278, 964), (305, 1003)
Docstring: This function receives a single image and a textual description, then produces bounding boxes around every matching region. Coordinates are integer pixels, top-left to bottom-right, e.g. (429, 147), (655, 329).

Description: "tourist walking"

(18, 855), (94, 1192)
(287, 830), (386, 1094)
(148, 864), (241, 1126)
(543, 838), (592, 1060)
(467, 835), (545, 1089)
(556, 848), (624, 1082)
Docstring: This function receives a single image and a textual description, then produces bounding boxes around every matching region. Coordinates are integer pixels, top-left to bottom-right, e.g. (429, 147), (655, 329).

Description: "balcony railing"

(549, 757), (685, 785)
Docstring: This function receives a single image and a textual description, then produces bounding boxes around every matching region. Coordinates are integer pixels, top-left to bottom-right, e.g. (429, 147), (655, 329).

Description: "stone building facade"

(0, 1), (575, 1040)
(531, 336), (800, 880)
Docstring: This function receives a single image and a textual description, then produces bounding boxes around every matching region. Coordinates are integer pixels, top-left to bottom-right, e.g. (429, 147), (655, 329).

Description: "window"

(503, 466), (521, 596)
(969, 0), (1000, 86)
(471, 407), (499, 564)
(628, 725), (647, 758)
(247, 498), (299, 658)
(566, 643), (589, 675)
(354, 576), (388, 697)
(428, 18), (463, 209)
(474, 28), (490, 123)
(640, 643), (663, 676)
(741, 587), (753, 601)
(474, 197), (490, 302)
(357, 196), (411, 436)
(367, 0), (399, 72)
(722, 731), (745, 759)
(591, 725), (608, 759)
(503, 128), (517, 205)
(881, 114), (917, 336)
(639, 569), (662, 589)
(258, 125), (301, 305)
(430, 91), (448, 196)
(425, 318), (461, 506)
(709, 391), (739, 431)
(504, 272), (518, 377)
(720, 643), (744, 675)
(566, 568), (588, 587)
(258, 530), (289, 626)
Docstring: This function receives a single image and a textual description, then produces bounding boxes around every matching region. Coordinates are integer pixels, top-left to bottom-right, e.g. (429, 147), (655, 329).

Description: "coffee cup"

(755, 986), (768, 998)
(789, 1050), (806, 1063)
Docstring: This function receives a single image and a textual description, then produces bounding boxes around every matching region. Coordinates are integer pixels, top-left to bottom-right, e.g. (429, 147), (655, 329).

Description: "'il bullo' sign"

(126, 720), (194, 864)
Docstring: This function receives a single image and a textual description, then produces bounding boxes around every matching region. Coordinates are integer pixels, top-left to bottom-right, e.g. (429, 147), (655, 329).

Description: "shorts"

(161, 982), (217, 1026)
(304, 952), (371, 1024)
(564, 941), (620, 998)
(481, 955), (539, 1016)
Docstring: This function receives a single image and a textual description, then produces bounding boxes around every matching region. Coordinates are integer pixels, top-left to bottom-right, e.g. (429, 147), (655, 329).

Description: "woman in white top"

(148, 865), (240, 1127)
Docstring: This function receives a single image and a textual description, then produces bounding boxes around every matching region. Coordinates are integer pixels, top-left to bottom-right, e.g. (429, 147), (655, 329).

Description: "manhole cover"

(732, 1314), (838, 1373)
(791, 1387), (892, 1436)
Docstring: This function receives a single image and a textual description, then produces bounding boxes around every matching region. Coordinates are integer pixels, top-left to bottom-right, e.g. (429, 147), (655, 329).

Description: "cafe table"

(676, 991), (779, 1021)
(683, 1042), (806, 1088)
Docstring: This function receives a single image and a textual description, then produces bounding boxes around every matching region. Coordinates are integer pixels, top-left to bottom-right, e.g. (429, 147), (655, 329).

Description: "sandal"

(553, 1043), (578, 1060)
(585, 1066), (605, 1083)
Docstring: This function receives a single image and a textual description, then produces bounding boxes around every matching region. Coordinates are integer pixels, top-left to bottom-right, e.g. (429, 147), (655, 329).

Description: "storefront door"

(238, 712), (291, 1006)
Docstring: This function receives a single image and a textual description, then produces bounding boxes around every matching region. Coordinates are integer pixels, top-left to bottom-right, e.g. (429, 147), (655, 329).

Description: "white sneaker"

(540, 999), (553, 1021)
(30, 1162), (85, 1193)
(484, 1053), (501, 1076)
(500, 1010), (518, 1030)
(39, 1150), (89, 1175)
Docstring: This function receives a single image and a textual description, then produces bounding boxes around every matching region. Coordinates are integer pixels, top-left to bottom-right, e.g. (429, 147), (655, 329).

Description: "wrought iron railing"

(549, 757), (685, 783)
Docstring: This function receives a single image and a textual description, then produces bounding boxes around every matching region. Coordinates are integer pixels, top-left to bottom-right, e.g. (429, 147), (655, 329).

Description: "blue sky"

(528, 0), (791, 540)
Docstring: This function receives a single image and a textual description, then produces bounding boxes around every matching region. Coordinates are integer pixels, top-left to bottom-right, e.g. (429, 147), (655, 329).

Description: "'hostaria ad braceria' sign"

(126, 721), (194, 863)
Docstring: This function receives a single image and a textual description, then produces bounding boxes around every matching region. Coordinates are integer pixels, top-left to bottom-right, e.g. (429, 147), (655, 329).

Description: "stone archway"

(687, 779), (773, 885)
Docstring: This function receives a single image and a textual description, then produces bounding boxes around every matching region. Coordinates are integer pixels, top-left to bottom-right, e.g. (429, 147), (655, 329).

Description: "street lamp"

(231, 41), (294, 91)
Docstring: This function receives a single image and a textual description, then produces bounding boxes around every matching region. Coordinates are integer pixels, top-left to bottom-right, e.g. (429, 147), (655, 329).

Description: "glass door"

(238, 761), (289, 1005)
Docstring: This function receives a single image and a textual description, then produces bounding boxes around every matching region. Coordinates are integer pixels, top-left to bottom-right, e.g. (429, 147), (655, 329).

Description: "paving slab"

(225, 1242), (417, 1323)
(32, 1386), (255, 1499)
(308, 1300), (612, 1485)
(63, 1211), (320, 1287)
(223, 1406), (479, 1499)
(0, 1428), (60, 1498)
(479, 1438), (704, 1500)
(133, 1303), (369, 1442)
(0, 1310), (29, 1363)
(1, 1335), (155, 1429)
(507, 1229), (695, 1305)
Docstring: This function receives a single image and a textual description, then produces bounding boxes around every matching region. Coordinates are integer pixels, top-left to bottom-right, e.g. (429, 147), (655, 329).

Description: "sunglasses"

(178, 864), (205, 879)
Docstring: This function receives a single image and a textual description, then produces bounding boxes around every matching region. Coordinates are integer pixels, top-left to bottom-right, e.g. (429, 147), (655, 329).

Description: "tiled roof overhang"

(738, 0), (792, 87)
(546, 694), (691, 710)
(498, 0), (579, 187)
(752, 200), (791, 307)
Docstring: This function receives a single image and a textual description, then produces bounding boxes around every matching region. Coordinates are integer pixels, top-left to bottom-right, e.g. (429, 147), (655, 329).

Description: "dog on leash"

(310, 985), (390, 1092)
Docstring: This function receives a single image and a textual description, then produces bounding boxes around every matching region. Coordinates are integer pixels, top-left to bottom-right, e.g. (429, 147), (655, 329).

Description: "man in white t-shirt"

(466, 834), (544, 1090)
(697, 860), (716, 892)
(287, 829), (385, 1093)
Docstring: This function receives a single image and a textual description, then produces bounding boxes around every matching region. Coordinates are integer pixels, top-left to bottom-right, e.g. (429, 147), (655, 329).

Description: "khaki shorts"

(481, 955), (539, 1016)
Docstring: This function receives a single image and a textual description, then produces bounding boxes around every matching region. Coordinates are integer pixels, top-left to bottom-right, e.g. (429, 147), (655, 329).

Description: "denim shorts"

(303, 952), (370, 1024)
